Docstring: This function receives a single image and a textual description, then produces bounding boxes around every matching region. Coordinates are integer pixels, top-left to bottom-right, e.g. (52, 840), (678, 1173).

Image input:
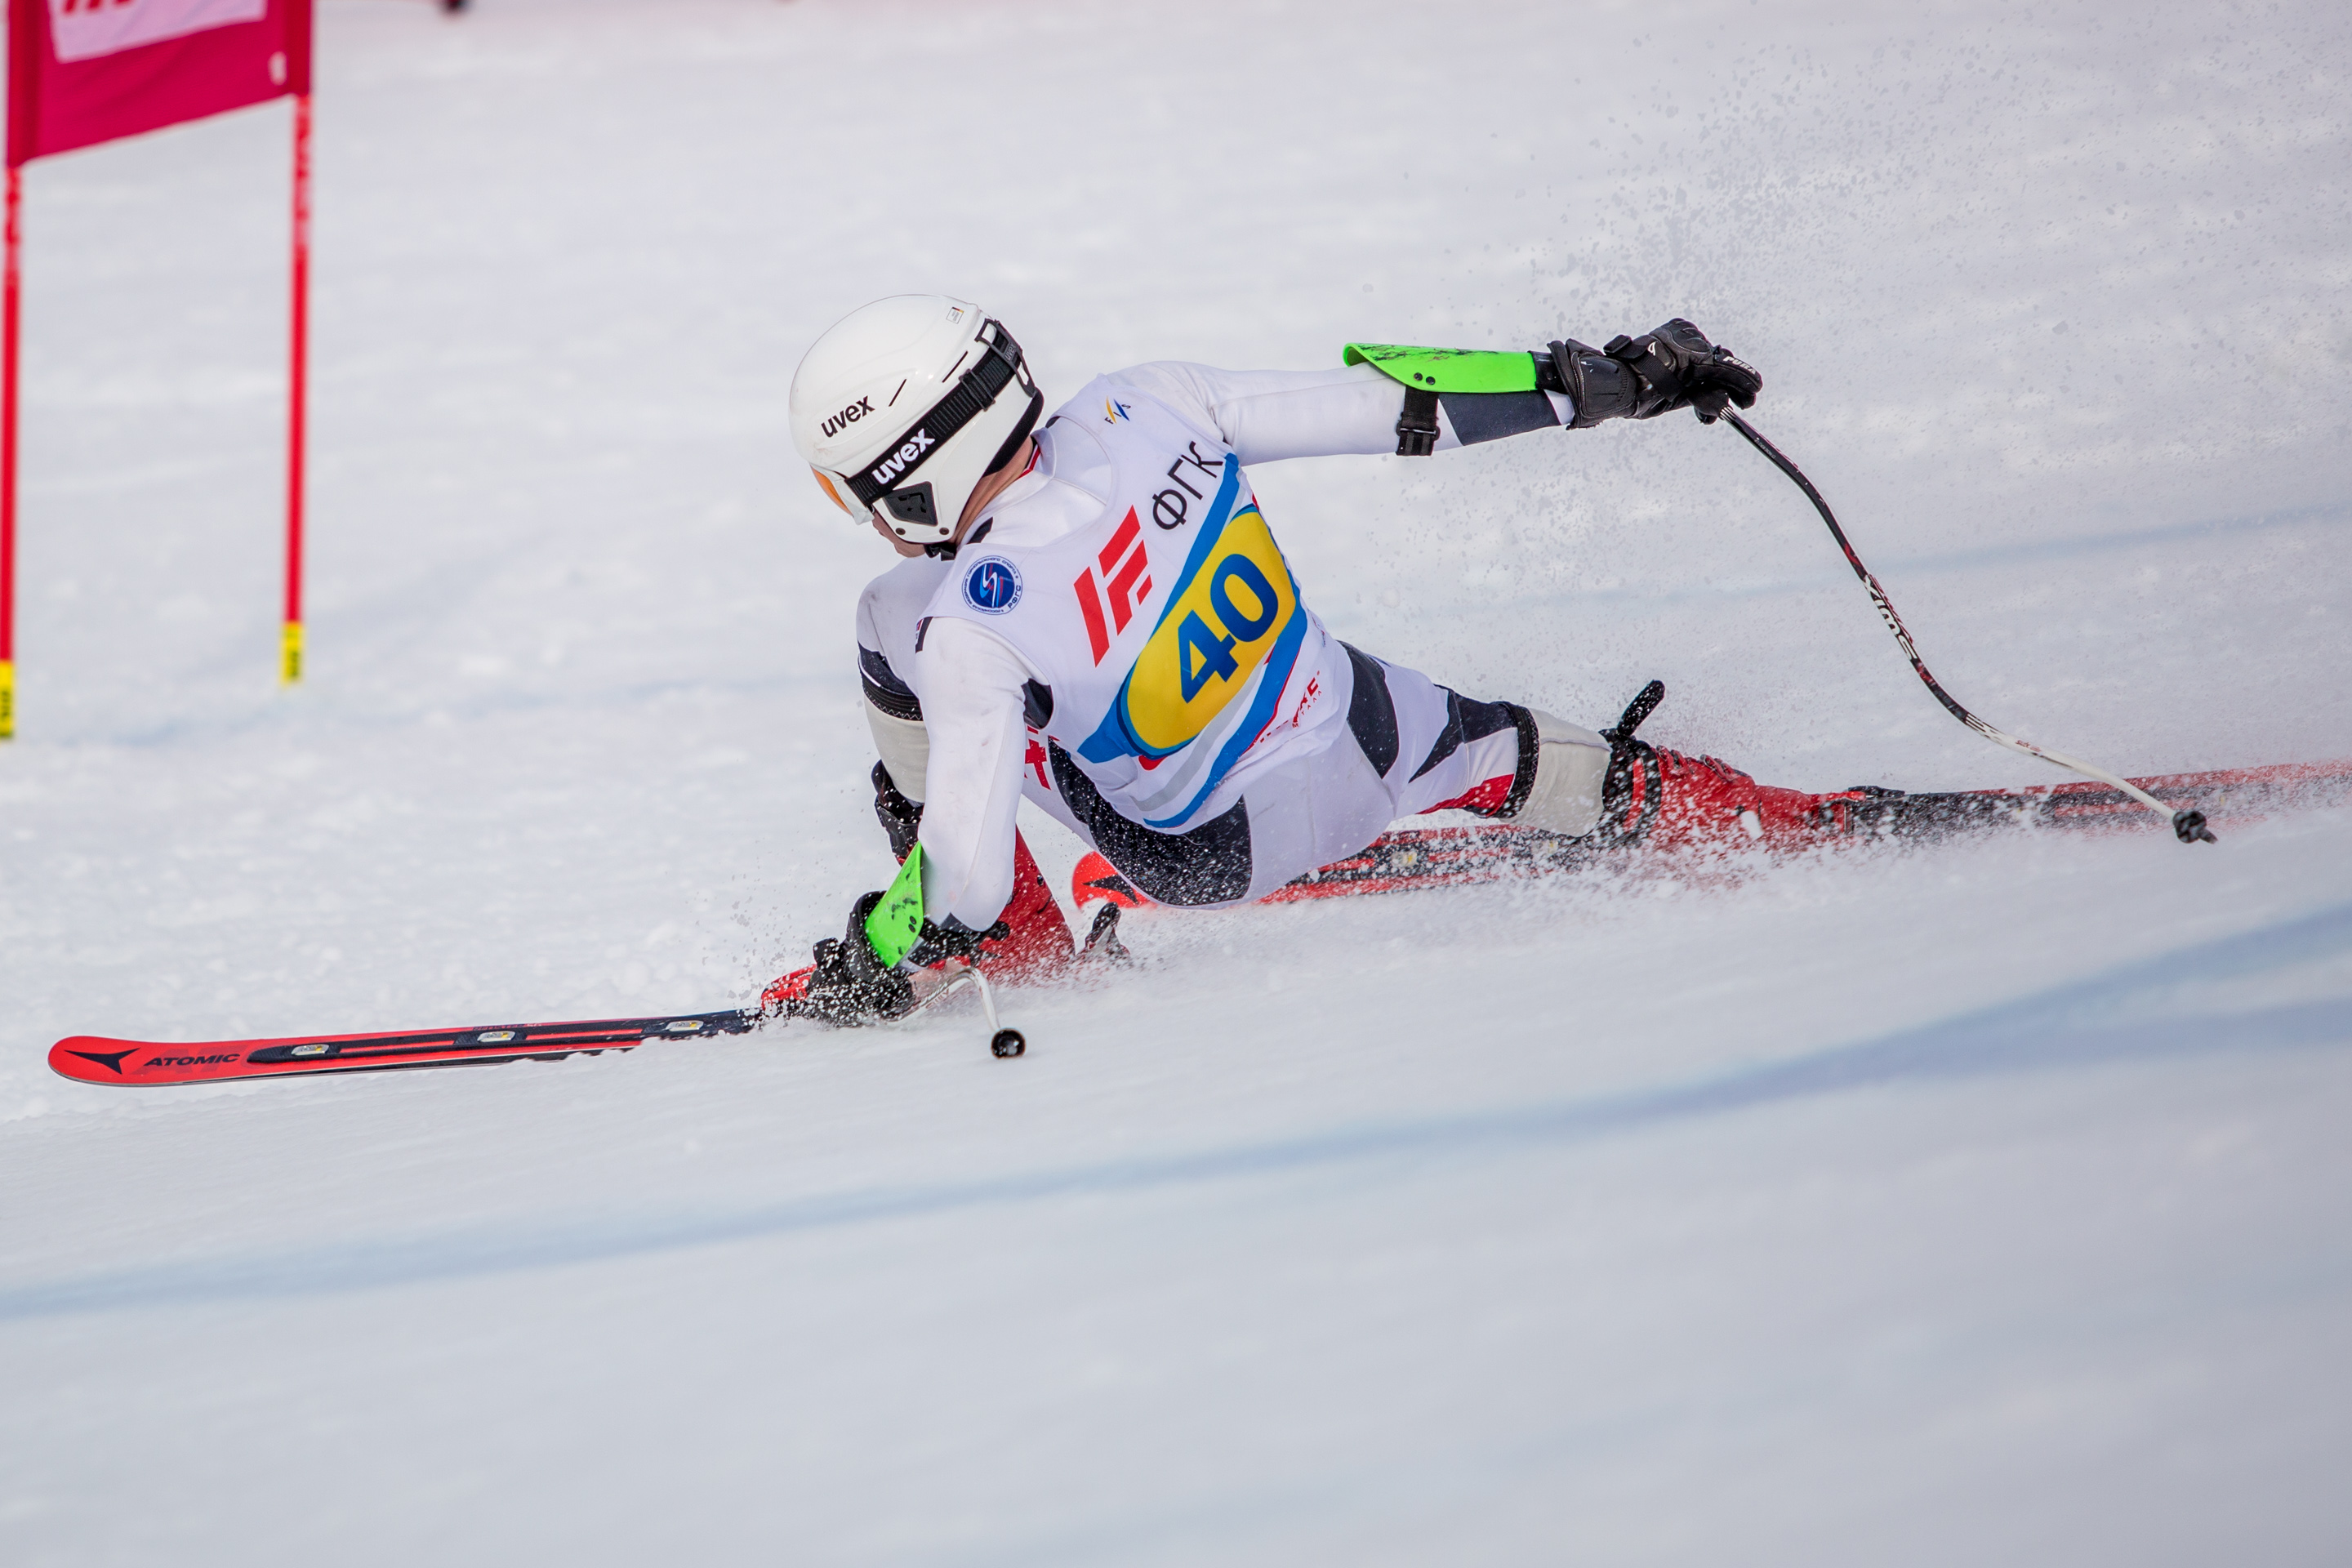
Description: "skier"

(768, 295), (1861, 1022)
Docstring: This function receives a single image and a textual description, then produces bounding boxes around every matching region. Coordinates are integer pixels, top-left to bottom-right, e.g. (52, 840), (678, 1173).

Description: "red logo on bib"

(1073, 508), (1153, 664)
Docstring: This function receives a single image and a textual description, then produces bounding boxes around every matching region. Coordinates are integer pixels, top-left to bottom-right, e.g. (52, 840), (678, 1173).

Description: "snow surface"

(4, 0), (2352, 1561)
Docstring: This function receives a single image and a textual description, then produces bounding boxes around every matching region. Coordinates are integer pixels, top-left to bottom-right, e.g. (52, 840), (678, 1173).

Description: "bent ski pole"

(1717, 410), (2216, 845)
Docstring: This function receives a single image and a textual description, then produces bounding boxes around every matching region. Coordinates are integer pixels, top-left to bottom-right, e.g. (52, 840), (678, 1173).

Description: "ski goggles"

(809, 318), (1031, 528)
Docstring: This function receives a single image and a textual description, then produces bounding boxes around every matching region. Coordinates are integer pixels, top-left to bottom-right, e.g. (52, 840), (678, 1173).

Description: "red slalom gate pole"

(2, 163), (19, 737)
(282, 91), (310, 686)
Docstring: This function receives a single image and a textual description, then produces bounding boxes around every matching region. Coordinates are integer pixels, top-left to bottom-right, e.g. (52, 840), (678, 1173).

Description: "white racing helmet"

(790, 295), (1043, 552)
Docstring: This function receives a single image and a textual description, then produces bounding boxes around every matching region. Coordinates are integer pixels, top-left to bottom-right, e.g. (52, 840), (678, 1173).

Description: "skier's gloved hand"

(795, 889), (919, 1027)
(791, 893), (1012, 1026)
(906, 914), (1011, 970)
(1542, 319), (1762, 427)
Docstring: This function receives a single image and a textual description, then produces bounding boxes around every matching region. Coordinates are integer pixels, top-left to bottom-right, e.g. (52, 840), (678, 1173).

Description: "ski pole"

(1717, 410), (2216, 845)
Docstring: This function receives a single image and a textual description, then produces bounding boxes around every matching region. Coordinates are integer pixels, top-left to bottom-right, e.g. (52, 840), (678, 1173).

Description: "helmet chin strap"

(920, 431), (1038, 561)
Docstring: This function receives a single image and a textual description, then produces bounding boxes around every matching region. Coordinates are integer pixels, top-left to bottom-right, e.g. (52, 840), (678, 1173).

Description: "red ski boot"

(1594, 681), (1871, 852)
(968, 831), (1077, 982)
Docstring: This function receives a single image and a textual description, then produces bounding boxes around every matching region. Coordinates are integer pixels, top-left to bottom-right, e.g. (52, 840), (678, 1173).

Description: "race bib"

(1119, 501), (1298, 756)
(1078, 457), (1308, 827)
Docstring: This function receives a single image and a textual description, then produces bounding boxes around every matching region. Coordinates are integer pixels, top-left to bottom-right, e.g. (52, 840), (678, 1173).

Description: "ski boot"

(1592, 681), (1878, 851)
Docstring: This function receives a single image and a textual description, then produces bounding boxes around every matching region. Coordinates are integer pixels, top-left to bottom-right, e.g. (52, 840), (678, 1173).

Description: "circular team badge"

(963, 556), (1023, 614)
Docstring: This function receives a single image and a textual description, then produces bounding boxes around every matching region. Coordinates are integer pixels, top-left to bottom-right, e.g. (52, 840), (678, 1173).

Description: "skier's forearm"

(1117, 362), (1402, 462)
(1117, 359), (1575, 465)
(1345, 323), (1760, 446)
(911, 618), (1033, 931)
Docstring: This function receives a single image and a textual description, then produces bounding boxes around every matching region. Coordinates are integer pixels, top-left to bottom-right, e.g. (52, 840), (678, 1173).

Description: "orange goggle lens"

(811, 467), (858, 516)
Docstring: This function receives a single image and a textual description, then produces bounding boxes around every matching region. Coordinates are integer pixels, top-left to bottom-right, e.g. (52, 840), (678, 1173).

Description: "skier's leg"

(1134, 645), (1586, 902)
(1044, 644), (1422, 908)
(1212, 647), (1535, 902)
(1339, 644), (1612, 835)
(1035, 729), (1259, 908)
(1042, 655), (1858, 915)
(984, 829), (1078, 979)
(1339, 652), (1859, 849)
(1501, 709), (1613, 834)
(1221, 746), (1397, 904)
(1583, 687), (1861, 851)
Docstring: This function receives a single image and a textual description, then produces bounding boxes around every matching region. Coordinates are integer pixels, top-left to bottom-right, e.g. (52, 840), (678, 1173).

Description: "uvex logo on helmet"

(820, 396), (875, 440)
(868, 429), (935, 488)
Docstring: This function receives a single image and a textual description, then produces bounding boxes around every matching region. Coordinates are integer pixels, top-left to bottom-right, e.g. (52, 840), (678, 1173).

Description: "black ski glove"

(796, 890), (918, 1026)
(1540, 318), (1762, 427)
(795, 888), (1012, 1027)
(904, 913), (1009, 969)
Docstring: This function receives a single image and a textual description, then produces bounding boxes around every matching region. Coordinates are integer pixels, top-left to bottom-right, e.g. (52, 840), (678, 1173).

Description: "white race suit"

(852, 359), (1611, 930)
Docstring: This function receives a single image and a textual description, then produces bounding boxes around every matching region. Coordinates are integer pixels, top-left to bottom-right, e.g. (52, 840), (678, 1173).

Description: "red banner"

(7, 0), (311, 167)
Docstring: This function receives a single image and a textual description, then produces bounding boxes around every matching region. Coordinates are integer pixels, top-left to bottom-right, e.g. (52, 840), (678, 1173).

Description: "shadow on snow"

(6, 900), (2350, 1321)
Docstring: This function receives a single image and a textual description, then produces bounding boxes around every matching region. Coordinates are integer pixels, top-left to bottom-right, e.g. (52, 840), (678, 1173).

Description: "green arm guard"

(863, 844), (927, 969)
(1342, 343), (1539, 394)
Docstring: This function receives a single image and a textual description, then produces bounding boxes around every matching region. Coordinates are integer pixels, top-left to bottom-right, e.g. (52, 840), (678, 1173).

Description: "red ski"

(49, 1007), (762, 1088)
(1071, 758), (2352, 910)
(50, 957), (1029, 1089)
(54, 760), (2347, 1089)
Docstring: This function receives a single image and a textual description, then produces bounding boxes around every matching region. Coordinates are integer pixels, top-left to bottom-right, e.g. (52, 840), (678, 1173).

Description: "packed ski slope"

(5, 0), (2352, 1561)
